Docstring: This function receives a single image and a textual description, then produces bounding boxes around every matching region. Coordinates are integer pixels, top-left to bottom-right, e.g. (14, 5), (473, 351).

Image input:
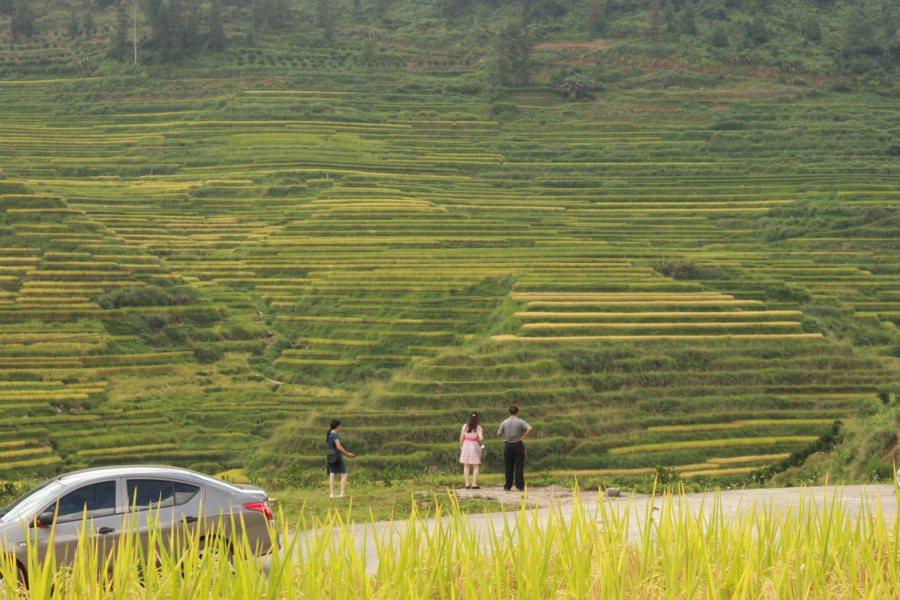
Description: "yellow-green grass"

(294, 337), (379, 346)
(0, 447), (50, 461)
(76, 443), (178, 457)
(648, 419), (835, 433)
(492, 333), (825, 342)
(0, 454), (62, 471)
(524, 300), (763, 307)
(707, 453), (791, 465)
(0, 486), (894, 598)
(274, 359), (359, 366)
(680, 467), (756, 477)
(521, 321), (802, 330)
(516, 311), (803, 319)
(608, 436), (819, 455)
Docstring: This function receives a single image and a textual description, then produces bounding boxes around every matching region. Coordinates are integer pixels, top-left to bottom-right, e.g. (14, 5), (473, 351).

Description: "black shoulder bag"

(327, 436), (340, 465)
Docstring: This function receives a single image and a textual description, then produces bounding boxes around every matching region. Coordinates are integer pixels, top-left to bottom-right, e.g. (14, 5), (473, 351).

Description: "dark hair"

(327, 418), (341, 442)
(508, 405), (519, 415)
(465, 412), (479, 433)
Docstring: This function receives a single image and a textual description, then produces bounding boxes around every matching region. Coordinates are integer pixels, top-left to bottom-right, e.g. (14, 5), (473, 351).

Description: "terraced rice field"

(0, 77), (898, 480)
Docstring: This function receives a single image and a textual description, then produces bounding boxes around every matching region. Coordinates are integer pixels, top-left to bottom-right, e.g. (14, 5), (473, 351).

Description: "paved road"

(271, 484), (898, 574)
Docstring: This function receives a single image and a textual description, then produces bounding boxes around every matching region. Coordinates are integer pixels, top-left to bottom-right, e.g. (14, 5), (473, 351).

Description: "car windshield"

(0, 480), (65, 524)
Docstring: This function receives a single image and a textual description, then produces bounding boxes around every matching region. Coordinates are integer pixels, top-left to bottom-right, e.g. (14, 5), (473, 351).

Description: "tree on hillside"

(710, 21), (728, 47)
(805, 15), (821, 42)
(208, 0), (225, 52)
(140, 0), (201, 61)
(251, 0), (291, 31)
(111, 0), (129, 59)
(81, 10), (94, 36)
(494, 22), (533, 86)
(559, 75), (597, 99)
(317, 0), (336, 40)
(66, 5), (80, 38)
(10, 0), (36, 40)
(0, 0), (12, 15)
(747, 14), (768, 44)
(649, 0), (660, 43)
(679, 3), (697, 36)
(183, 0), (201, 53)
(587, 0), (606, 34)
(843, 6), (881, 58)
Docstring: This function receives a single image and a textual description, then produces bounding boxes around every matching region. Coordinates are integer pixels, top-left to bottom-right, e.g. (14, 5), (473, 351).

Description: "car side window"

(127, 480), (199, 510)
(54, 481), (117, 522)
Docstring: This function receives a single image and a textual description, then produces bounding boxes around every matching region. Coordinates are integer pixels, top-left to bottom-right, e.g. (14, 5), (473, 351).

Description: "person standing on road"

(327, 419), (355, 498)
(459, 412), (484, 489)
(497, 406), (532, 492)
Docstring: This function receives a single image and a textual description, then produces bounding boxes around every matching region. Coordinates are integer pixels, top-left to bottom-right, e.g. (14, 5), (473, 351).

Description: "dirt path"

(271, 485), (897, 574)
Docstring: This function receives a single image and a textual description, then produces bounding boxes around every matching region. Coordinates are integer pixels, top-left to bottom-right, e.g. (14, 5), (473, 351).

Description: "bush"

(95, 285), (196, 309)
(189, 462), (224, 475)
(491, 101), (518, 116)
(193, 345), (225, 364)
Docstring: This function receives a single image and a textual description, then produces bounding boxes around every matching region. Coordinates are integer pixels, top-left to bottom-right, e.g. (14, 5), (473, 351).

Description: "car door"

(33, 480), (122, 570)
(124, 478), (203, 559)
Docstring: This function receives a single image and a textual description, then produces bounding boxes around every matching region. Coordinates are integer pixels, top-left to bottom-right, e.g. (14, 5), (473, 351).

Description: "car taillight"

(242, 501), (273, 521)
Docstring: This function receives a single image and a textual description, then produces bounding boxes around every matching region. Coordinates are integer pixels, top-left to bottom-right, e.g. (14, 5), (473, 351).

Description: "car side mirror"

(35, 512), (55, 528)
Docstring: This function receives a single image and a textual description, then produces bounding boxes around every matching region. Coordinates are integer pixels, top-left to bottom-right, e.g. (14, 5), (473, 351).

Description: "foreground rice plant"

(1, 486), (897, 598)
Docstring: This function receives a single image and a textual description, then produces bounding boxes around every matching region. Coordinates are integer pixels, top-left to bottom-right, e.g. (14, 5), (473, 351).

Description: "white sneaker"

(338, 494), (344, 498)
(330, 494), (336, 498)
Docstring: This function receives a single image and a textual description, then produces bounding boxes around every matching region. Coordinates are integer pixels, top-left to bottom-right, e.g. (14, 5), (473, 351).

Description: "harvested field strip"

(274, 359), (359, 366)
(525, 301), (763, 307)
(521, 322), (802, 330)
(0, 447), (51, 460)
(493, 334), (825, 342)
(0, 455), (62, 471)
(708, 454), (791, 465)
(516, 311), (803, 319)
(294, 337), (379, 346)
(76, 443), (177, 457)
(647, 419), (835, 433)
(608, 436), (819, 455)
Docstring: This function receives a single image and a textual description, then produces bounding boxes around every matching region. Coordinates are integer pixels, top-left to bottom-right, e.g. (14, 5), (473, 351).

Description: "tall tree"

(208, 0), (225, 51)
(679, 3), (697, 36)
(111, 0), (129, 58)
(10, 0), (36, 40)
(710, 21), (728, 47)
(67, 4), (80, 37)
(81, 9), (95, 36)
(251, 0), (264, 28)
(494, 22), (533, 86)
(317, 0), (335, 39)
(183, 0), (200, 52)
(649, 0), (660, 43)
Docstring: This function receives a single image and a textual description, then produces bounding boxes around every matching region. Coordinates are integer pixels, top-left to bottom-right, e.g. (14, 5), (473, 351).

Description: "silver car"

(0, 465), (276, 583)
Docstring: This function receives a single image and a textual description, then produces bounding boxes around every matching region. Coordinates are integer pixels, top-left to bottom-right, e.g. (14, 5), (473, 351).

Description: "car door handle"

(97, 527), (115, 535)
(184, 516), (198, 524)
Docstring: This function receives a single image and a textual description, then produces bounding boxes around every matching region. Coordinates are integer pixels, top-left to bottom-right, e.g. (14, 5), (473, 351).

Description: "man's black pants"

(503, 441), (525, 491)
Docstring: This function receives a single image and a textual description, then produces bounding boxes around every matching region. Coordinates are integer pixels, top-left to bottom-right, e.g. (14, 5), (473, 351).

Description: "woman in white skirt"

(459, 412), (484, 489)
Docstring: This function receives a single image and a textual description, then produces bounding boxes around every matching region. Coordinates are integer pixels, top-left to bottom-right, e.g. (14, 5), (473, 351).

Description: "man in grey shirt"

(497, 405), (532, 491)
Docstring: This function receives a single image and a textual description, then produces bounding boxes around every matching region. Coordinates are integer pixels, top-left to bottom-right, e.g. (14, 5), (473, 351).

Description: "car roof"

(55, 465), (222, 487)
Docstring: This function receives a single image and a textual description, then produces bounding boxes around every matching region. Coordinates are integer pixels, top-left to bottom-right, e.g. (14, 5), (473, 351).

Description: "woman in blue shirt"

(327, 418), (355, 498)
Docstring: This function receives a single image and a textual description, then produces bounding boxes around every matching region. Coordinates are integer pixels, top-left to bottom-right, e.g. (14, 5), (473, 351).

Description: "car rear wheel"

(197, 537), (234, 569)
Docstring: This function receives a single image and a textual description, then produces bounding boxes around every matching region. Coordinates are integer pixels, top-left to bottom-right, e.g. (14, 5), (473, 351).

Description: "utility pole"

(133, 0), (138, 64)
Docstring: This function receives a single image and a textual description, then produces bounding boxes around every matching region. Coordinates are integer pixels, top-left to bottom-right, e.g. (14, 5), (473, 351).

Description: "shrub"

(491, 101), (518, 116)
(189, 462), (224, 475)
(95, 286), (196, 309)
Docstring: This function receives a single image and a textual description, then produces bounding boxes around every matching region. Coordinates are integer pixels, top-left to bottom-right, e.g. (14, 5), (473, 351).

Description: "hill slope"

(0, 63), (898, 482)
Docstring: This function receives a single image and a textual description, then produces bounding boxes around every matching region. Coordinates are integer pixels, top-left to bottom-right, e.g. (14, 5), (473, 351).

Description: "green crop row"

(609, 436), (819, 456)
(76, 443), (178, 457)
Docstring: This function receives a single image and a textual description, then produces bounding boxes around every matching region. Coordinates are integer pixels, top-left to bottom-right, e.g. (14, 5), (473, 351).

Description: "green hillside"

(0, 14), (899, 486)
(4, 0), (900, 87)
